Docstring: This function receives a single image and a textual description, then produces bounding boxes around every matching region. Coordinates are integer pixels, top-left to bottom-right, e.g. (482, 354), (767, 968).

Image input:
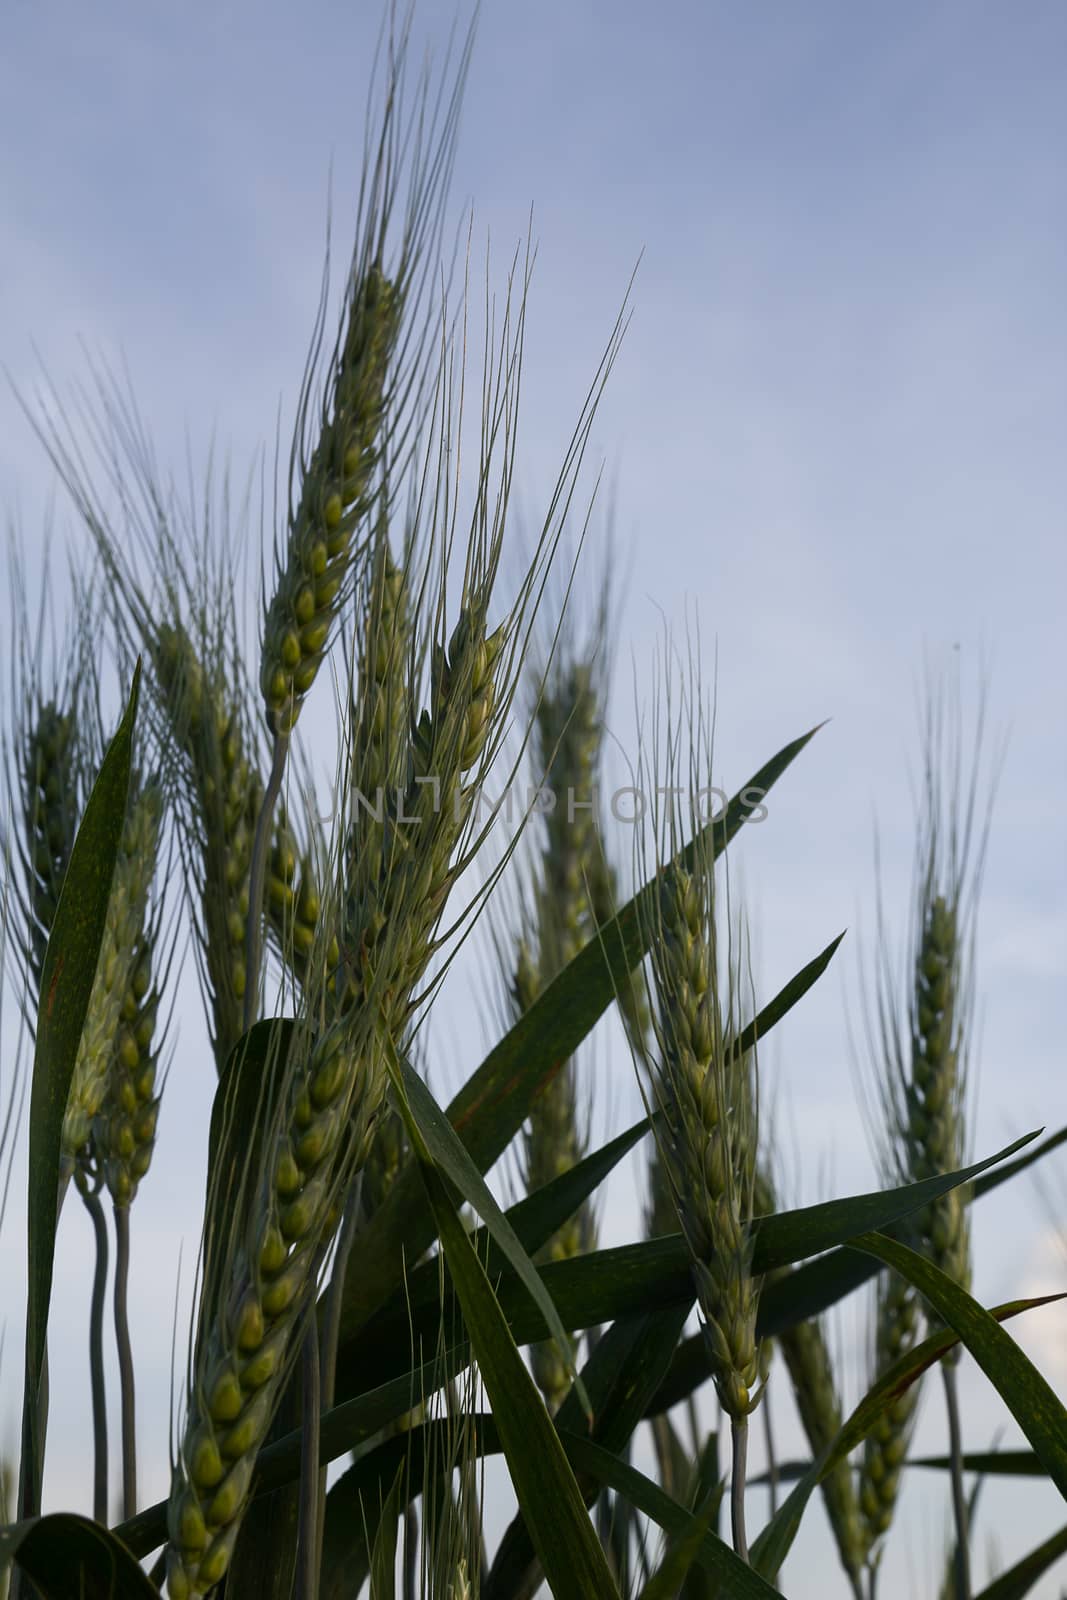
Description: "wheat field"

(1, 7), (1065, 1600)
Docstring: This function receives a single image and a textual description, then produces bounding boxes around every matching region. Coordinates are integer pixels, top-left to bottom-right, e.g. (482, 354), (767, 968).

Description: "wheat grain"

(266, 808), (339, 993)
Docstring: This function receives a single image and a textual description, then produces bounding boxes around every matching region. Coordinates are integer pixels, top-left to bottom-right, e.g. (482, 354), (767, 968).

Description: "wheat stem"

(243, 732), (288, 1032)
(113, 1202), (137, 1520)
(942, 1360), (971, 1600)
(76, 1172), (109, 1524)
(730, 1416), (750, 1563)
(761, 1385), (778, 1517)
(293, 1321), (321, 1600)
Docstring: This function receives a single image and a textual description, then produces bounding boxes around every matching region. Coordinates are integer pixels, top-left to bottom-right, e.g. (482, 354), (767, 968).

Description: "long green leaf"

(750, 1128), (1036, 1275)
(636, 1495), (722, 1600)
(1, 1511), (157, 1599)
(975, 1522), (1067, 1600)
(852, 1232), (1067, 1496)
(389, 1044), (592, 1419)
(18, 662), (141, 1517)
(409, 1116), (621, 1597)
(556, 1432), (783, 1598)
(753, 1122), (1067, 1342)
(750, 1295), (1062, 1580)
(337, 728), (821, 1348)
(911, 1449), (1045, 1477)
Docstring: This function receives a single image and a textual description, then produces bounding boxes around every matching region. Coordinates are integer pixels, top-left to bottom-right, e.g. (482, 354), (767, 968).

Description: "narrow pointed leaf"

(852, 1232), (1067, 1497)
(750, 1129), (1037, 1275)
(750, 1295), (1062, 1580)
(911, 1449), (1045, 1477)
(388, 1044), (592, 1418)
(754, 1122), (1067, 1341)
(411, 1131), (621, 1597)
(483, 1302), (692, 1600)
(556, 1432), (784, 1598)
(3, 1511), (157, 1599)
(19, 662), (141, 1516)
(975, 1522), (1067, 1600)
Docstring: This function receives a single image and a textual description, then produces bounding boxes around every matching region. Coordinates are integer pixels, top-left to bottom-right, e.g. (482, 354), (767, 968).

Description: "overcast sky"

(2, 3), (1065, 1595)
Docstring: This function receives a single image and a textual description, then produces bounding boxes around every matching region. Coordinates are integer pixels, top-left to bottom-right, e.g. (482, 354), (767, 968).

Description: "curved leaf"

(19, 662), (141, 1516)
(852, 1232), (1067, 1497)
(750, 1295), (1063, 1580)
(2, 1511), (157, 1599)
(411, 1122), (620, 1598)
(386, 1042), (592, 1419)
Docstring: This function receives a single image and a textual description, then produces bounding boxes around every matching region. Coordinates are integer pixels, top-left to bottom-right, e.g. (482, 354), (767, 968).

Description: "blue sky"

(2, 3), (1066, 1594)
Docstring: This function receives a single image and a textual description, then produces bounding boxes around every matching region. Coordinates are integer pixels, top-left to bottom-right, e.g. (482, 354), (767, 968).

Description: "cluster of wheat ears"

(1, 19), (1065, 1600)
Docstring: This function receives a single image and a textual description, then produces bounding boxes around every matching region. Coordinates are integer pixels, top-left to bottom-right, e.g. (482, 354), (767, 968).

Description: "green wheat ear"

(154, 618), (263, 1069)
(95, 778), (167, 1207)
(261, 267), (400, 737)
(61, 779), (164, 1175)
(858, 667), (995, 1574)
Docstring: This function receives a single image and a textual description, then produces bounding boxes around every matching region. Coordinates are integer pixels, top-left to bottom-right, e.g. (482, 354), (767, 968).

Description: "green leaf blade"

(19, 662), (141, 1517)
